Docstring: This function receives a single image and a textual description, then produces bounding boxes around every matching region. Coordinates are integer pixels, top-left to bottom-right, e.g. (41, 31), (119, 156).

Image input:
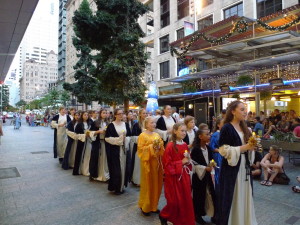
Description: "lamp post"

(0, 84), (2, 114)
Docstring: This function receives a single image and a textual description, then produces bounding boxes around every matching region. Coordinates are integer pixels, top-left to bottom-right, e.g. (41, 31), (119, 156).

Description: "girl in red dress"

(159, 122), (195, 225)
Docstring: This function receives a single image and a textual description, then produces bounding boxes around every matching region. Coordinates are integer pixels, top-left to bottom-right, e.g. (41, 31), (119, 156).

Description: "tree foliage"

(68, 0), (149, 109)
(0, 85), (9, 110)
(16, 99), (27, 107)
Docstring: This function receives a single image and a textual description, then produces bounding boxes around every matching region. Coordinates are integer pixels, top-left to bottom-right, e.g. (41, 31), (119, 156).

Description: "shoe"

(152, 209), (160, 214)
(196, 216), (206, 225)
(114, 190), (124, 195)
(211, 217), (217, 224)
(140, 209), (151, 216)
(59, 158), (63, 163)
(159, 214), (168, 225)
(89, 176), (95, 182)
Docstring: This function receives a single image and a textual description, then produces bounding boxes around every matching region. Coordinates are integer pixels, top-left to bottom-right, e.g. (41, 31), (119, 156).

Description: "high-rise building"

(58, 0), (68, 86)
(20, 51), (58, 102)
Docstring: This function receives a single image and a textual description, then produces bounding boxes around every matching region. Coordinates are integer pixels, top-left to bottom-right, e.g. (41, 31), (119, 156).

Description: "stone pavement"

(0, 118), (299, 225)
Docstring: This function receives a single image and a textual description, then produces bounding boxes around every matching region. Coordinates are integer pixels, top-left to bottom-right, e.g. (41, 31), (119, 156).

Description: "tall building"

(20, 51), (58, 102)
(58, 0), (68, 86)
(138, 0), (299, 95)
(5, 0), (59, 103)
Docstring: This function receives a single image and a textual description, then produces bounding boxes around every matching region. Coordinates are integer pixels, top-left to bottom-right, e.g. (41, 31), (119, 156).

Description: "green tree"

(16, 99), (27, 107)
(71, 0), (149, 111)
(0, 85), (9, 111)
(48, 89), (60, 108)
(60, 90), (71, 106)
(63, 0), (100, 106)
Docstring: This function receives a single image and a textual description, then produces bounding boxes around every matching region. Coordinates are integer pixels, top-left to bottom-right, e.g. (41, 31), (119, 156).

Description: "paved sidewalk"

(0, 119), (299, 225)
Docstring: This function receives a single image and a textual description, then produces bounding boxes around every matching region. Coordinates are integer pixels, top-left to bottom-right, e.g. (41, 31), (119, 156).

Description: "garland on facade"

(171, 16), (300, 64)
(257, 15), (300, 31)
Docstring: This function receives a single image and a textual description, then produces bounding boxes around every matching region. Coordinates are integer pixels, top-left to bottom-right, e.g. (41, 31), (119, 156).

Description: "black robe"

(191, 145), (216, 219)
(129, 122), (142, 182)
(218, 123), (252, 225)
(183, 129), (196, 145)
(72, 122), (89, 175)
(52, 114), (71, 158)
(89, 120), (101, 178)
(156, 116), (176, 145)
(105, 122), (131, 193)
(62, 121), (76, 170)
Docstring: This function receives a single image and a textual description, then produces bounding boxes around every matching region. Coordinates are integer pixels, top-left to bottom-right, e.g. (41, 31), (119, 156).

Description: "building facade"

(138, 0), (299, 93)
(58, 0), (68, 87)
(20, 51), (58, 102)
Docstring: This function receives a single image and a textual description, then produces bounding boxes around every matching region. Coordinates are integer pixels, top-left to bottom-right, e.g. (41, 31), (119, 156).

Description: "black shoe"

(159, 214), (168, 225)
(152, 209), (160, 214)
(114, 190), (124, 195)
(141, 209), (151, 216)
(89, 176), (95, 182)
(211, 217), (217, 224)
(59, 158), (63, 163)
(196, 216), (207, 225)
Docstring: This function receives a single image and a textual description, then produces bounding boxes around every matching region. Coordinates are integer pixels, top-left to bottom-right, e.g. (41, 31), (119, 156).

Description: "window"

(177, 28), (184, 40)
(159, 35), (169, 54)
(197, 15), (213, 31)
(257, 0), (282, 18)
(224, 2), (243, 19)
(161, 0), (170, 28)
(160, 61), (170, 79)
(177, 0), (189, 20)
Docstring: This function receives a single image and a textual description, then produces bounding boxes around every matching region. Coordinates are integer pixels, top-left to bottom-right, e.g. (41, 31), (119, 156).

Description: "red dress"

(160, 142), (195, 225)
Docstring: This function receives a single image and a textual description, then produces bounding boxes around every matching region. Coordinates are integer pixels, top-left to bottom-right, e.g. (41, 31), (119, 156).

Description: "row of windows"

(159, 0), (282, 29)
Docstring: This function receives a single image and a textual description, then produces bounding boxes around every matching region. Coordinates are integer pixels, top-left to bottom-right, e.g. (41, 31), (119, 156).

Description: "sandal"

(292, 186), (300, 193)
(260, 180), (268, 185)
(265, 181), (273, 186)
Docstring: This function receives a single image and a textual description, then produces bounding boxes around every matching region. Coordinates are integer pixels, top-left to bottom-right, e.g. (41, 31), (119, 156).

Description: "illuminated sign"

(179, 67), (189, 77)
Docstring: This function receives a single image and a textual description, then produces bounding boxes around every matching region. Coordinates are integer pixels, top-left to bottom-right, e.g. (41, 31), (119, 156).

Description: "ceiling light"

(271, 96), (276, 101)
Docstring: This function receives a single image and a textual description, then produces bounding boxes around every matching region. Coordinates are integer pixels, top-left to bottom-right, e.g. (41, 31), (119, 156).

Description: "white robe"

(96, 122), (110, 181)
(131, 135), (141, 185)
(219, 130), (257, 225)
(51, 114), (67, 158)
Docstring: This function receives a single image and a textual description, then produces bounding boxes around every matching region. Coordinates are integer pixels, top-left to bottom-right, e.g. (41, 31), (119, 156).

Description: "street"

(0, 118), (300, 225)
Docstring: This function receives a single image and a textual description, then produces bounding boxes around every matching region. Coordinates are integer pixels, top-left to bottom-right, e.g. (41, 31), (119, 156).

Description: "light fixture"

(269, 78), (284, 86)
(188, 104), (193, 109)
(298, 91), (300, 96)
(271, 96), (276, 101)
(209, 102), (213, 106)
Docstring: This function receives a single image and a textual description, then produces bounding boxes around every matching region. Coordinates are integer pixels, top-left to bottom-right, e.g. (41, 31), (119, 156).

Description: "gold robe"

(137, 131), (164, 213)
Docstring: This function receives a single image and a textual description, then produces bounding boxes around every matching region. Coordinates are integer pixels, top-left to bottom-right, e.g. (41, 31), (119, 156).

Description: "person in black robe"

(73, 112), (90, 175)
(218, 100), (257, 225)
(88, 119), (103, 180)
(62, 112), (80, 170)
(191, 129), (217, 225)
(156, 105), (176, 145)
(105, 109), (131, 194)
(51, 107), (71, 161)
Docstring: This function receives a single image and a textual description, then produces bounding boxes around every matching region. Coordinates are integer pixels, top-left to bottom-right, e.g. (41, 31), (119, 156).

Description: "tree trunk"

(124, 99), (129, 113)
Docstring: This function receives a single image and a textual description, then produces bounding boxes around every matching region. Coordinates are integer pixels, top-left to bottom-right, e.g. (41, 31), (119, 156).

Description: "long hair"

(192, 129), (205, 148)
(138, 108), (146, 129)
(184, 115), (194, 127)
(170, 122), (185, 152)
(78, 111), (88, 124)
(94, 109), (109, 128)
(223, 100), (251, 143)
(72, 112), (80, 125)
(213, 118), (223, 133)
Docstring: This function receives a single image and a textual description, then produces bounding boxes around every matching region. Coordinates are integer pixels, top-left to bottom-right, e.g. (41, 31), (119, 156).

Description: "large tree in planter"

(72, 0), (149, 111)
(63, 0), (101, 107)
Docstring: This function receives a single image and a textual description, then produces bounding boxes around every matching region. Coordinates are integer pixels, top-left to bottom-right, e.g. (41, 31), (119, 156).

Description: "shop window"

(224, 2), (243, 19)
(160, 61), (170, 79)
(177, 28), (184, 40)
(161, 0), (170, 28)
(198, 15), (213, 31)
(177, 58), (186, 76)
(178, 0), (189, 20)
(257, 0), (282, 18)
(159, 35), (169, 54)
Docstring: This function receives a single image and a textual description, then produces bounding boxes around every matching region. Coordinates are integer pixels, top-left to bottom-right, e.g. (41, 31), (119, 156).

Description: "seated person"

(263, 120), (277, 138)
(253, 117), (264, 136)
(260, 145), (289, 186)
(292, 176), (300, 193)
(276, 116), (290, 132)
(251, 151), (262, 179)
(293, 118), (300, 139)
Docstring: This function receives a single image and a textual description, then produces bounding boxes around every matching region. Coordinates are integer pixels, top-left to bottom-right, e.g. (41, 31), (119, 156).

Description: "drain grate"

(0, 167), (21, 179)
(31, 151), (49, 154)
(286, 216), (300, 224)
